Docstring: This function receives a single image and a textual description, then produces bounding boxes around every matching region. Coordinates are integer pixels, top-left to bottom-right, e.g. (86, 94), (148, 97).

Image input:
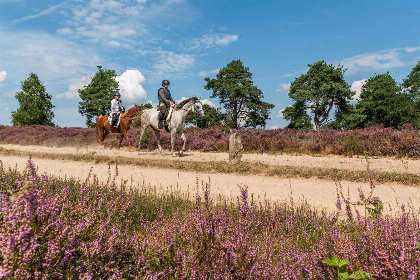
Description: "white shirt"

(111, 99), (121, 114)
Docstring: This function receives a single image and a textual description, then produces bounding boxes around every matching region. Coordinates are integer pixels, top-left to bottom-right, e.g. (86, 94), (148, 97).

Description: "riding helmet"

(114, 92), (121, 96)
(162, 80), (170, 86)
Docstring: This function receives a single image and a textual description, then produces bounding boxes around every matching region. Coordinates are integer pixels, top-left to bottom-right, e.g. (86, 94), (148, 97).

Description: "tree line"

(10, 60), (420, 130)
(284, 60), (420, 130)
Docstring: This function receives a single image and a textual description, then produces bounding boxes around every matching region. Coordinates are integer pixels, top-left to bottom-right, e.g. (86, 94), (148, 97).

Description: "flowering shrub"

(1, 160), (420, 278)
(1, 124), (420, 157)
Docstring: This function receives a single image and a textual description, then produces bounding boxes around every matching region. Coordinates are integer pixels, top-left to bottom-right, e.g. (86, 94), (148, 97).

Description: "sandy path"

(1, 144), (419, 175)
(2, 155), (419, 213)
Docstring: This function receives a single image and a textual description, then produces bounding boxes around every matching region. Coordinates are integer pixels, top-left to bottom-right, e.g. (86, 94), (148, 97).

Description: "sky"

(1, 0), (420, 128)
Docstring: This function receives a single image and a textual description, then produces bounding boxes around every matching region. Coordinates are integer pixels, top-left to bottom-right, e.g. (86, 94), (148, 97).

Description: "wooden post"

(229, 130), (244, 164)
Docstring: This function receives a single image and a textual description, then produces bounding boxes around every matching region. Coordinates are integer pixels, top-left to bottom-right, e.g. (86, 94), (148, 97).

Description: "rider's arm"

(158, 89), (170, 104)
(169, 95), (175, 103)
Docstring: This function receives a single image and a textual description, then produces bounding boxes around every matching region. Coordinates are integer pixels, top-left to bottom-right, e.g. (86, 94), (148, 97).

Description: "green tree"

(185, 104), (222, 128)
(11, 73), (55, 126)
(284, 61), (353, 131)
(402, 61), (420, 102)
(139, 103), (153, 110)
(282, 101), (313, 130)
(78, 66), (119, 127)
(349, 73), (419, 129)
(204, 60), (274, 128)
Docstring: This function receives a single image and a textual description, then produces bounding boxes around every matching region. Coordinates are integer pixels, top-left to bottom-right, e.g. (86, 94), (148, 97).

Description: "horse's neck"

(124, 108), (136, 118)
(179, 103), (192, 117)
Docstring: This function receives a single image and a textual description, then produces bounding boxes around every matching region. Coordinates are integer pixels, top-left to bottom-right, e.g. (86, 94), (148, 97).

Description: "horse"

(96, 104), (142, 148)
(137, 97), (205, 156)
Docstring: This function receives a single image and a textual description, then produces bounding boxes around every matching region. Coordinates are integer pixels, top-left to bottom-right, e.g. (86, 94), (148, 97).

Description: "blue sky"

(1, 0), (420, 128)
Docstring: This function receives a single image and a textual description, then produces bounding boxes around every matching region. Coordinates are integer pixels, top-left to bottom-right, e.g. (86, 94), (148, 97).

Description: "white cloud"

(115, 69), (147, 102)
(350, 79), (367, 100)
(0, 30), (99, 83)
(199, 69), (219, 76)
(56, 28), (74, 35)
(276, 83), (291, 93)
(56, 75), (92, 99)
(269, 125), (278, 129)
(105, 40), (133, 49)
(339, 47), (420, 75)
(12, 2), (67, 24)
(153, 51), (195, 77)
(187, 33), (239, 50)
(0, 71), (7, 82)
(201, 98), (216, 108)
(405, 47), (420, 53)
(276, 109), (284, 118)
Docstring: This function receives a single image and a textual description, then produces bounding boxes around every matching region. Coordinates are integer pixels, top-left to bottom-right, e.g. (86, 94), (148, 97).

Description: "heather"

(1, 160), (420, 279)
(1, 125), (420, 158)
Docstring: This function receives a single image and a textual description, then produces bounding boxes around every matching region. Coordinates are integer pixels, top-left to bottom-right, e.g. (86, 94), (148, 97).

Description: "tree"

(139, 103), (153, 110)
(284, 61), (353, 131)
(402, 61), (420, 102)
(11, 73), (55, 126)
(78, 66), (119, 127)
(185, 104), (222, 128)
(204, 60), (274, 128)
(282, 101), (313, 130)
(349, 73), (420, 129)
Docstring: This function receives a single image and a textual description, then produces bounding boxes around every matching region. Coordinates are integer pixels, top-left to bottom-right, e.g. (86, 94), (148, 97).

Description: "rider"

(111, 92), (124, 128)
(158, 80), (177, 129)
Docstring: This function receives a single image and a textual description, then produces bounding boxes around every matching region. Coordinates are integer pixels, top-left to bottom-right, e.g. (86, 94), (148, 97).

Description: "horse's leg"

(178, 130), (187, 156)
(122, 130), (131, 149)
(118, 133), (124, 149)
(137, 125), (146, 150)
(170, 130), (177, 156)
(102, 129), (109, 147)
(99, 128), (104, 146)
(153, 128), (163, 153)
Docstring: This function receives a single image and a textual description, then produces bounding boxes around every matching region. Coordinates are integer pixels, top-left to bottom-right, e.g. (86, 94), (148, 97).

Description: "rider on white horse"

(158, 80), (178, 129)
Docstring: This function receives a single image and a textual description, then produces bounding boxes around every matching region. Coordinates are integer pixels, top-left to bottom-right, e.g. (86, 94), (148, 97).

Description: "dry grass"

(1, 146), (420, 186)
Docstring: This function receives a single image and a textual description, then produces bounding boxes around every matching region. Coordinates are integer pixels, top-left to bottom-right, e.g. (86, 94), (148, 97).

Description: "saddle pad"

(166, 106), (174, 122)
(108, 114), (121, 127)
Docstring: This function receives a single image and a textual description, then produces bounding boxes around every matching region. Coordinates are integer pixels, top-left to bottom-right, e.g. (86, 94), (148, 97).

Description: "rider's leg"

(111, 113), (118, 127)
(158, 103), (167, 129)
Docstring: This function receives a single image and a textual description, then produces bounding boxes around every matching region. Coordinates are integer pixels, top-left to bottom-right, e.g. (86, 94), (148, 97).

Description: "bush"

(1, 160), (420, 278)
(1, 125), (420, 158)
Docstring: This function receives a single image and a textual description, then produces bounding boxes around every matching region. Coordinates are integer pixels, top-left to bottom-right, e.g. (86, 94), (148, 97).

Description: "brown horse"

(96, 104), (142, 148)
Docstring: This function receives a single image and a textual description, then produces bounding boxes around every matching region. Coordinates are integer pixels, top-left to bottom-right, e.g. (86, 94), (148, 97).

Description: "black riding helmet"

(162, 80), (170, 86)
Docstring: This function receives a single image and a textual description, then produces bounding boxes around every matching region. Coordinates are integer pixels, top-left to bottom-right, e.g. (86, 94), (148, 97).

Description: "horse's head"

(191, 97), (205, 119)
(134, 103), (142, 115)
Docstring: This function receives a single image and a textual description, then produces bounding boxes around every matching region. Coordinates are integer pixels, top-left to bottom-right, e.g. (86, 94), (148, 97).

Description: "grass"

(1, 146), (420, 186)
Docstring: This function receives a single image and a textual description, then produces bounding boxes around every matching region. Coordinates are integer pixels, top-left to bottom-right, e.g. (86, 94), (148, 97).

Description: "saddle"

(108, 113), (121, 128)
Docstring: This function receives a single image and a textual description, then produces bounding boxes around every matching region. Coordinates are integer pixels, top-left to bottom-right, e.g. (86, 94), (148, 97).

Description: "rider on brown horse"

(111, 92), (124, 128)
(158, 80), (178, 129)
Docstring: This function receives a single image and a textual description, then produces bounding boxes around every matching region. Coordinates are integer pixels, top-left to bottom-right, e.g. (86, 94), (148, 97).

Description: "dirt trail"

(2, 143), (419, 175)
(2, 154), (419, 213)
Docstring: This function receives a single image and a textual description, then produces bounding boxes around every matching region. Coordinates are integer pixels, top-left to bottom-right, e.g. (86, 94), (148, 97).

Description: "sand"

(1, 143), (419, 175)
(1, 144), (420, 213)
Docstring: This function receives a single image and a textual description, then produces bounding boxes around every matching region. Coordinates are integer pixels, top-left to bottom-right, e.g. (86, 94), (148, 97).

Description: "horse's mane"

(175, 97), (198, 110)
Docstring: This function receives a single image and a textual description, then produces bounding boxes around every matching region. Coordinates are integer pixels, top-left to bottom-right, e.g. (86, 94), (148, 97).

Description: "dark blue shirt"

(158, 88), (173, 104)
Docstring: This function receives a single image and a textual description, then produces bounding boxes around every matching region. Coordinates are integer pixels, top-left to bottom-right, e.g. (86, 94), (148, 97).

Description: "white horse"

(137, 97), (205, 156)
